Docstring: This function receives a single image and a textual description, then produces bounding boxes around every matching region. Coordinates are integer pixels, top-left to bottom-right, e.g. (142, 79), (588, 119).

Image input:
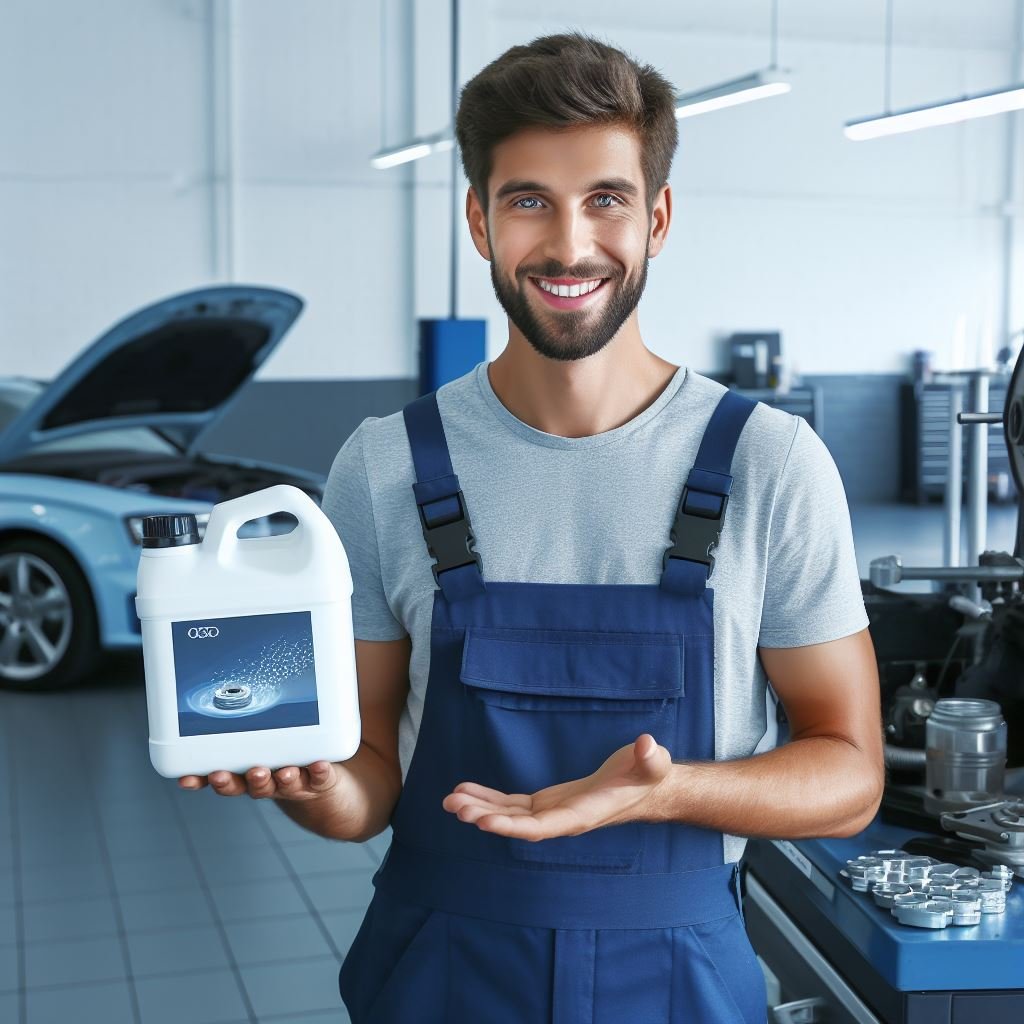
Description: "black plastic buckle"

(417, 489), (483, 587)
(662, 487), (728, 580)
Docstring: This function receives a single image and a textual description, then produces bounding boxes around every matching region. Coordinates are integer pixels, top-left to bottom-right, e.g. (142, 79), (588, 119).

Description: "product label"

(172, 610), (319, 737)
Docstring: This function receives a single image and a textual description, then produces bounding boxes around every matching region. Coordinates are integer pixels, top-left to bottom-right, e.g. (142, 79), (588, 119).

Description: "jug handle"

(202, 484), (319, 559)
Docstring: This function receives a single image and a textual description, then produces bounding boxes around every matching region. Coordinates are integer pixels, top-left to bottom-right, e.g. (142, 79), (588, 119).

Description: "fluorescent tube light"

(370, 130), (454, 169)
(674, 69), (791, 120)
(845, 82), (1024, 141)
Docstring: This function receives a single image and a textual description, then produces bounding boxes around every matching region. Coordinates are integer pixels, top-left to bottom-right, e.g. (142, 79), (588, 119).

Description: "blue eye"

(594, 194), (620, 208)
(513, 197), (542, 209)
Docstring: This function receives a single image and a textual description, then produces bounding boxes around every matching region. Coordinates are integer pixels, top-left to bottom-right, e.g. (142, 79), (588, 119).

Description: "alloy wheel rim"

(0, 553), (73, 680)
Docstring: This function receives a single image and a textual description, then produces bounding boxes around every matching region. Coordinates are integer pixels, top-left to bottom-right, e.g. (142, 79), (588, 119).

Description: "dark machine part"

(867, 343), (1024, 834)
(1003, 339), (1024, 557)
(863, 581), (973, 716)
(941, 800), (1024, 874)
(955, 601), (1024, 767)
(885, 665), (936, 752)
(728, 331), (781, 388)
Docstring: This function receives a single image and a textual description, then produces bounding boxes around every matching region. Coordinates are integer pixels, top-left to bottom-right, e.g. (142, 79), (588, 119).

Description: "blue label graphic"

(172, 610), (319, 737)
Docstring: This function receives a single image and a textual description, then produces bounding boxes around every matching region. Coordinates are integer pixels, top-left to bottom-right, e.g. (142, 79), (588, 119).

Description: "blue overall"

(338, 388), (767, 1023)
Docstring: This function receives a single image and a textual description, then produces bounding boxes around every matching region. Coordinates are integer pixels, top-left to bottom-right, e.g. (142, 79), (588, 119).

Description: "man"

(181, 32), (882, 1023)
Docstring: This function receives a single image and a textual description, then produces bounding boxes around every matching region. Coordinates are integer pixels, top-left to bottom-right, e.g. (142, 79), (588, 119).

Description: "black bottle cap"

(141, 513), (200, 548)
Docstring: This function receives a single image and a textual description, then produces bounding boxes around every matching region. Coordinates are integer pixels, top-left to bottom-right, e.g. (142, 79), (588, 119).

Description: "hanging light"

(369, 3), (453, 170)
(675, 0), (791, 120)
(674, 69), (791, 119)
(845, 0), (1024, 140)
(845, 84), (1024, 141)
(370, 130), (454, 169)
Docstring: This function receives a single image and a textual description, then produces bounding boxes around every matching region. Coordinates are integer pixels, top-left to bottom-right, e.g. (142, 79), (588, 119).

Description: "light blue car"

(0, 285), (326, 691)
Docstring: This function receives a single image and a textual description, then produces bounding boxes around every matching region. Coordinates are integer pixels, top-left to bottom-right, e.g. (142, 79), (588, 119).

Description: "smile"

(528, 277), (610, 310)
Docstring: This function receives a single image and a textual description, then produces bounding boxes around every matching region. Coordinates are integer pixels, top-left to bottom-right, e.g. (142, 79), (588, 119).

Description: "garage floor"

(0, 500), (1018, 1024)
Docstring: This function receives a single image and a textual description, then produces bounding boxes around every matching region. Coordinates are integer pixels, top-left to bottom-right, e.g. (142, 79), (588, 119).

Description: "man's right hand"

(178, 762), (342, 803)
(174, 634), (412, 842)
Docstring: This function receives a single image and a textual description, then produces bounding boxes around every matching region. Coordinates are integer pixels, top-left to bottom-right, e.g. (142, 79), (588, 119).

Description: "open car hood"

(0, 285), (303, 462)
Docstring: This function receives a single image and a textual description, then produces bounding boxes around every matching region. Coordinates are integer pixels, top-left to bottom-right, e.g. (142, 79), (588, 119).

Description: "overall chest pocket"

(459, 626), (684, 871)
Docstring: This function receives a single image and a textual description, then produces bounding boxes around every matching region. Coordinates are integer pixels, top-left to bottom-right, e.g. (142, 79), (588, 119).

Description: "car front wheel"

(0, 537), (98, 691)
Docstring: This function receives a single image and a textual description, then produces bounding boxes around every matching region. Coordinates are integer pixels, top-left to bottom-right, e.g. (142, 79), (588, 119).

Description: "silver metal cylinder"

(944, 383), (963, 568)
(966, 373), (989, 605)
(924, 699), (1007, 815)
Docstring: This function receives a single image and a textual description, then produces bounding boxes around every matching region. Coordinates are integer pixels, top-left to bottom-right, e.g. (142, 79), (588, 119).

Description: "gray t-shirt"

(322, 360), (869, 862)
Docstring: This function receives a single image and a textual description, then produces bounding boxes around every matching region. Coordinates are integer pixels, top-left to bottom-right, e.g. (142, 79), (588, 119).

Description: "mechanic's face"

(467, 124), (670, 363)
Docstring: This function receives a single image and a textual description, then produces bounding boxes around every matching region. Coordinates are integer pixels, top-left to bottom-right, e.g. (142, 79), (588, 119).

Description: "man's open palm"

(442, 734), (672, 841)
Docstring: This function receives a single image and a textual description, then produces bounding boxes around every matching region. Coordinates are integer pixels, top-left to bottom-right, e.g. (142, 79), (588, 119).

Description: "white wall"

(0, 0), (417, 381)
(1, 0), (1022, 381)
(430, 2), (1023, 376)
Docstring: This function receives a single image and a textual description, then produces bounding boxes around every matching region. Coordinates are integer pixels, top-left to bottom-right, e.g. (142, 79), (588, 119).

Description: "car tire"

(0, 536), (99, 691)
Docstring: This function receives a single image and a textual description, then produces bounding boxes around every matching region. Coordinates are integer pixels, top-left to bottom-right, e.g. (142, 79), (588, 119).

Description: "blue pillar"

(418, 318), (487, 394)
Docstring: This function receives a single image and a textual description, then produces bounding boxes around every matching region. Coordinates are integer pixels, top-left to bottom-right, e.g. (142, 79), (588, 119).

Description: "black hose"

(884, 743), (927, 771)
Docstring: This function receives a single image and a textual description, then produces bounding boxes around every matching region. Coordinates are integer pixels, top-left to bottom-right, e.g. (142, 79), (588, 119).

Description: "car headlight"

(125, 512), (210, 545)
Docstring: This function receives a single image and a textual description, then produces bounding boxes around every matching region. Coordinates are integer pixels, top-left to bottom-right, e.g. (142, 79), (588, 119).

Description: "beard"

(488, 242), (650, 363)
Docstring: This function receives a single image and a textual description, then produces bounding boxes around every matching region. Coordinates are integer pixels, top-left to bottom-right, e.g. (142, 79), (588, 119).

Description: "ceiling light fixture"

(370, 130), (453, 169)
(675, 0), (791, 120)
(674, 68), (791, 119)
(845, 83), (1024, 141)
(845, 0), (1024, 140)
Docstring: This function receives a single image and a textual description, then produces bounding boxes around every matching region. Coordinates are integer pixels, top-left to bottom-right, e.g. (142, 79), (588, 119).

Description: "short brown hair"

(455, 32), (679, 218)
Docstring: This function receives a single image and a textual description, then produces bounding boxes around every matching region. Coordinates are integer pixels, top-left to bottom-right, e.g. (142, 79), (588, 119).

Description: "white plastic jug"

(135, 484), (360, 778)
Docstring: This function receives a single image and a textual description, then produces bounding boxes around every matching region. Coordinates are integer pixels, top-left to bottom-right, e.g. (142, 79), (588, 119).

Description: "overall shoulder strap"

(660, 390), (758, 597)
(402, 392), (486, 602)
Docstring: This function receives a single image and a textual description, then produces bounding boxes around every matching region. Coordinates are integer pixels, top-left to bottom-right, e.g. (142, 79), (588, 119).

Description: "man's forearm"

(646, 735), (883, 840)
(277, 742), (402, 843)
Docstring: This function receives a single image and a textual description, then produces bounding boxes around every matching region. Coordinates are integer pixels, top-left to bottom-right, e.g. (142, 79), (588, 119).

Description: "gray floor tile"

(18, 815), (96, 847)
(223, 913), (332, 966)
(119, 888), (214, 937)
(111, 853), (200, 895)
(0, 991), (19, 1021)
(363, 830), (391, 865)
(0, 904), (17, 946)
(299, 872), (375, 914)
(18, 806), (97, 835)
(0, 866), (14, 907)
(22, 896), (118, 944)
(171, 789), (259, 820)
(263, 1013), (350, 1024)
(238, 955), (342, 1017)
(187, 817), (274, 855)
(99, 795), (173, 827)
(261, 808), (327, 845)
(24, 933), (124, 988)
(20, 859), (110, 904)
(104, 823), (190, 862)
(266, 1011), (350, 1019)
(0, 943), (19, 993)
(89, 769), (170, 798)
(136, 967), (247, 1024)
(127, 923), (230, 977)
(120, 885), (215, 933)
(320, 909), (365, 957)
(201, 845), (289, 888)
(19, 830), (104, 867)
(26, 978), (134, 1024)
(280, 839), (376, 875)
(210, 877), (307, 922)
